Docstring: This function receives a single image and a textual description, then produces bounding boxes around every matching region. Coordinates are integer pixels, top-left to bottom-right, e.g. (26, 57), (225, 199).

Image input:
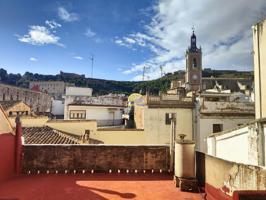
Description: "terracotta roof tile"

(22, 126), (79, 144)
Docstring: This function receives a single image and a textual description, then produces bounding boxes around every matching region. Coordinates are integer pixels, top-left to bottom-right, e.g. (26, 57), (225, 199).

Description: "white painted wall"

(67, 105), (123, 126)
(51, 100), (64, 116)
(207, 125), (262, 166)
(66, 87), (93, 96)
(198, 117), (253, 153)
(216, 127), (249, 164)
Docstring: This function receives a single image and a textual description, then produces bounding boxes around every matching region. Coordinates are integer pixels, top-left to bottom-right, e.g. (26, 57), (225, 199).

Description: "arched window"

(193, 58), (197, 68)
(9, 111), (12, 116)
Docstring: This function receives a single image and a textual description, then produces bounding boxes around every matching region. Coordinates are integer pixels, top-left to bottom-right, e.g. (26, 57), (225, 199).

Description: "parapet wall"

(196, 151), (266, 200)
(22, 145), (169, 173)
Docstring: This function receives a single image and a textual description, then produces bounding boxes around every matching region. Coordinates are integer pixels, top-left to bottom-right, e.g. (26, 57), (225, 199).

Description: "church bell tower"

(185, 29), (202, 91)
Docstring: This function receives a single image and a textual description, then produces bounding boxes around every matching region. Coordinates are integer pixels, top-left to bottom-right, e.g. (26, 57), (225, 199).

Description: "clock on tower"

(185, 29), (202, 92)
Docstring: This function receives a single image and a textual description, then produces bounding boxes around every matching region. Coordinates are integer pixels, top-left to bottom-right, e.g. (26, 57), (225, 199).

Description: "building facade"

(0, 84), (52, 113)
(63, 87), (124, 126)
(67, 104), (124, 126)
(134, 94), (195, 144)
(29, 81), (74, 99)
(0, 101), (31, 117)
(197, 92), (255, 152)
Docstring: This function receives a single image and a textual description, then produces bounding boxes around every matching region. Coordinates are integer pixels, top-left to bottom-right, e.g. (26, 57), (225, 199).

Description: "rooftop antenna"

(90, 55), (94, 78)
(142, 66), (146, 81)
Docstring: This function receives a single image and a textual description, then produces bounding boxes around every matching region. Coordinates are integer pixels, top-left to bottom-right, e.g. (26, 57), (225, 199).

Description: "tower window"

(193, 58), (197, 68)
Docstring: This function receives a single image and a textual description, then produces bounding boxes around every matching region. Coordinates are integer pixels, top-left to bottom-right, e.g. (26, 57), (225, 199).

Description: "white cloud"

(73, 56), (83, 60)
(45, 20), (61, 29)
(85, 28), (96, 38)
(58, 7), (79, 22)
(17, 25), (62, 46)
(29, 57), (37, 61)
(116, 0), (266, 80)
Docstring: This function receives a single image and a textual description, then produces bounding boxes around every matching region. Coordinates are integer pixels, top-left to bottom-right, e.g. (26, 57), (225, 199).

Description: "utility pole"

(90, 55), (94, 78)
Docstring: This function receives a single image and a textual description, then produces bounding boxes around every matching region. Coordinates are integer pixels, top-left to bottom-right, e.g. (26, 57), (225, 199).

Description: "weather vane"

(192, 25), (195, 33)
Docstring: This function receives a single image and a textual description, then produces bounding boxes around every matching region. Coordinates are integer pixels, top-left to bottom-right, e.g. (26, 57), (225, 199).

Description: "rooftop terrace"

(0, 174), (202, 200)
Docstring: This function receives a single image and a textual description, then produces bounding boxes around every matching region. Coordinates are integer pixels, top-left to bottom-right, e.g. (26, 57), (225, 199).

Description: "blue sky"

(0, 0), (265, 81)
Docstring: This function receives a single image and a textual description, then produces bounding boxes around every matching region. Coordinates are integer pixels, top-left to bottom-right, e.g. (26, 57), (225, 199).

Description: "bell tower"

(185, 29), (202, 91)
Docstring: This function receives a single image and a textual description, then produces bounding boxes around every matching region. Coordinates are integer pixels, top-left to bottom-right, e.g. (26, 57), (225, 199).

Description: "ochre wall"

(9, 116), (49, 127)
(143, 107), (193, 144)
(46, 120), (97, 136)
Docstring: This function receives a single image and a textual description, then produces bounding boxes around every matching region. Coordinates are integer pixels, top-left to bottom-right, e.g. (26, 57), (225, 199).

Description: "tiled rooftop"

(23, 126), (80, 144)
(0, 174), (202, 200)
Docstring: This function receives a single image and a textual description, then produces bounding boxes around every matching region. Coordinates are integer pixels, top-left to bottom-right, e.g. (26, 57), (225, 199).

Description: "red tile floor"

(0, 174), (202, 200)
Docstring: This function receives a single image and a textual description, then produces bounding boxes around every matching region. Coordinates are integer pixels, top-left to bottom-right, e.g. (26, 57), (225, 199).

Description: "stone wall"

(0, 84), (52, 112)
(22, 145), (169, 173)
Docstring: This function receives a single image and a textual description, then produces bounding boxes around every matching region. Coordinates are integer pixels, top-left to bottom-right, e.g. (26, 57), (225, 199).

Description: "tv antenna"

(90, 55), (94, 78)
(142, 66), (151, 81)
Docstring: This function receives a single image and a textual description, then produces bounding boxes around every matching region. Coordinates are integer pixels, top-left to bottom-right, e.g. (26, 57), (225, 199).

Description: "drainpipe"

(170, 113), (176, 172)
(15, 116), (22, 175)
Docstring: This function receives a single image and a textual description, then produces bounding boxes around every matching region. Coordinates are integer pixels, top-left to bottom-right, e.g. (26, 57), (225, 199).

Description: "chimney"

(15, 116), (22, 175)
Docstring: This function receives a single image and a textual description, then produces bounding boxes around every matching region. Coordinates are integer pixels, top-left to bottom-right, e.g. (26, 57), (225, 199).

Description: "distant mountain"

(0, 68), (253, 95)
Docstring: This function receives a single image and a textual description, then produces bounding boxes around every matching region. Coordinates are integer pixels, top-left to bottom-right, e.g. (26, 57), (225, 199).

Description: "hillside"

(0, 68), (253, 95)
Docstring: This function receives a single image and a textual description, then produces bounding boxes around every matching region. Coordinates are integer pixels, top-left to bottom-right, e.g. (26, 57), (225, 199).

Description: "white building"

(206, 19), (266, 167)
(196, 92), (255, 153)
(63, 87), (124, 126)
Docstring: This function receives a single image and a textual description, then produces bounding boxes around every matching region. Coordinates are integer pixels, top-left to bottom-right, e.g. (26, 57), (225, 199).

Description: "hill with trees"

(0, 68), (253, 95)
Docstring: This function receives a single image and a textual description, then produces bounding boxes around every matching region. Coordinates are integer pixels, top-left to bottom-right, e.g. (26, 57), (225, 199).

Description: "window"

(9, 111), (12, 116)
(193, 58), (197, 68)
(213, 124), (223, 133)
(3, 93), (5, 101)
(165, 113), (175, 125)
(69, 110), (86, 119)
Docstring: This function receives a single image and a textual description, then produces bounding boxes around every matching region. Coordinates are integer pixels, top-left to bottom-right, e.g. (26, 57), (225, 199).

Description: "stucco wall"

(66, 105), (123, 126)
(253, 19), (266, 119)
(51, 100), (64, 116)
(198, 117), (253, 153)
(9, 116), (49, 127)
(143, 107), (193, 144)
(207, 124), (263, 166)
(22, 145), (170, 172)
(205, 153), (266, 195)
(134, 105), (144, 129)
(91, 129), (145, 144)
(0, 133), (15, 182)
(47, 120), (97, 136)
(196, 152), (266, 199)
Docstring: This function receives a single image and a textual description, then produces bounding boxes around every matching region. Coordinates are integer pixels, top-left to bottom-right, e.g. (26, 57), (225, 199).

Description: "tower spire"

(190, 26), (197, 52)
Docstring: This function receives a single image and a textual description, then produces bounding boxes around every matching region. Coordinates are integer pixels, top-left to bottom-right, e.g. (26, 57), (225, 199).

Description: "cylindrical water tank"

(175, 140), (195, 178)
